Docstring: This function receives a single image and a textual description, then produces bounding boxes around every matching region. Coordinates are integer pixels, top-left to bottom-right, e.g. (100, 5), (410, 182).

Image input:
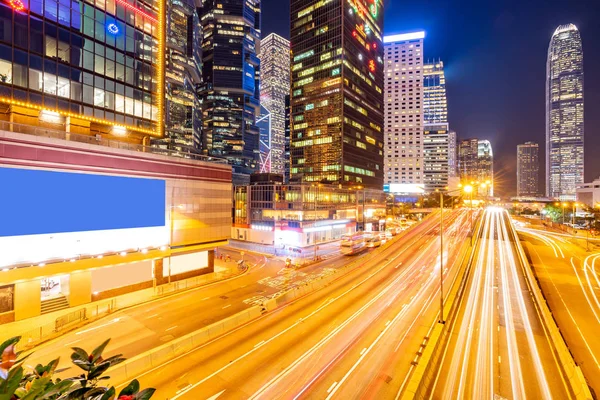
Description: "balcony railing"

(0, 120), (228, 164)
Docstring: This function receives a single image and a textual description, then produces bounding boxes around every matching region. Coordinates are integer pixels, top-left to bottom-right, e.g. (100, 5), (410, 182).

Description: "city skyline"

(261, 0), (600, 196)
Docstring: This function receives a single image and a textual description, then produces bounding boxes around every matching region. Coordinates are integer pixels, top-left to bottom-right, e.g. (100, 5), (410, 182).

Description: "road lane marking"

(132, 216), (448, 399)
(166, 325), (178, 332)
(201, 297), (210, 301)
(327, 382), (338, 394)
(75, 318), (122, 335)
(254, 340), (265, 348)
(222, 304), (231, 309)
(205, 389), (226, 400)
(360, 348), (367, 355)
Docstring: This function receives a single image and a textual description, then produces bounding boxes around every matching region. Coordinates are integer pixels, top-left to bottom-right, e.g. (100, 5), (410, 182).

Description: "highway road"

(23, 217), (430, 378)
(519, 225), (600, 396)
(120, 209), (474, 399)
(431, 208), (571, 399)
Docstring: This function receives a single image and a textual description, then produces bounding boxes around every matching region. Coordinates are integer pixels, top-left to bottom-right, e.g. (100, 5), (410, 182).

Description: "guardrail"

(102, 217), (436, 386)
(508, 216), (593, 399)
(0, 120), (228, 164)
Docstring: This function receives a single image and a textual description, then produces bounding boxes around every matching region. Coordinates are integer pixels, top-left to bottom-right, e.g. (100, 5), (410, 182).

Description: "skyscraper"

(153, 0), (202, 154)
(546, 24), (584, 201)
(448, 130), (457, 178)
(478, 140), (493, 196)
(260, 33), (290, 175)
(0, 0), (164, 142)
(199, 0), (261, 179)
(458, 138), (479, 184)
(423, 124), (449, 192)
(423, 60), (447, 124)
(290, 0), (385, 189)
(384, 32), (425, 188)
(517, 142), (540, 197)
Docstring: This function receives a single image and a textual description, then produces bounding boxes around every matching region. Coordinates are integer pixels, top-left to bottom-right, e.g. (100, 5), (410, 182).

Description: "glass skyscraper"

(290, 0), (384, 189)
(152, 0), (202, 154)
(423, 60), (447, 124)
(199, 0), (261, 178)
(260, 33), (289, 176)
(546, 23), (584, 201)
(0, 0), (164, 140)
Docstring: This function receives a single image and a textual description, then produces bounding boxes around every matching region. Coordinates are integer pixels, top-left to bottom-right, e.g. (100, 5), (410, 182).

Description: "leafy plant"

(0, 337), (155, 400)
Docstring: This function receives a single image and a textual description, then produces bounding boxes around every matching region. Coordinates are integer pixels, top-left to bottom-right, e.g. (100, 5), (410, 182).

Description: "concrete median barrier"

(107, 305), (262, 386)
(510, 223), (593, 400)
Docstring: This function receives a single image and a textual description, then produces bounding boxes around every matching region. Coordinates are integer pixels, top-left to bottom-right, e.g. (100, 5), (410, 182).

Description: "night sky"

(262, 0), (600, 197)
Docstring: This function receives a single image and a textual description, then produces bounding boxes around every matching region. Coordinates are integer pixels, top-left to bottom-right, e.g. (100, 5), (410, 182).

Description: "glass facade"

(259, 32), (289, 175)
(152, 0), (202, 154)
(546, 23), (584, 201)
(290, 0), (384, 189)
(423, 60), (447, 124)
(257, 103), (272, 172)
(0, 0), (163, 139)
(199, 0), (261, 176)
(477, 139), (493, 196)
(517, 141), (539, 197)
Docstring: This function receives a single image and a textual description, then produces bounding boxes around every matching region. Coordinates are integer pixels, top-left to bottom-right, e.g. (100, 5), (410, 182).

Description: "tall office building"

(546, 24), (584, 201)
(478, 140), (493, 196)
(199, 0), (261, 178)
(448, 130), (457, 177)
(290, 0), (385, 189)
(153, 0), (202, 154)
(423, 60), (447, 124)
(423, 123), (449, 192)
(0, 0), (164, 142)
(517, 142), (540, 197)
(383, 31), (425, 189)
(458, 138), (479, 183)
(260, 33), (290, 175)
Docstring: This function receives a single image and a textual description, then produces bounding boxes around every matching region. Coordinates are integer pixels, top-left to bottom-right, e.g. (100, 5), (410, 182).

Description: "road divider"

(107, 305), (262, 386)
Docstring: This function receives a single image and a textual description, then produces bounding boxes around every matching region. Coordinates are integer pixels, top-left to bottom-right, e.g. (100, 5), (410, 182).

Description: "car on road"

(367, 237), (382, 248)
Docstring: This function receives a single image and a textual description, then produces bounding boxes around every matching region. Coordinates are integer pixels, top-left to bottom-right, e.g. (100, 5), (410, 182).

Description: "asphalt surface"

(23, 225), (411, 377)
(121, 209), (474, 399)
(431, 208), (571, 399)
(519, 224), (600, 397)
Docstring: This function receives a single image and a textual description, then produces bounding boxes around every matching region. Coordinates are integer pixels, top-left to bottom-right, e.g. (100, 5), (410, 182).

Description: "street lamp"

(463, 184), (474, 246)
(572, 202), (579, 227)
(561, 202), (567, 226)
(436, 185), (470, 324)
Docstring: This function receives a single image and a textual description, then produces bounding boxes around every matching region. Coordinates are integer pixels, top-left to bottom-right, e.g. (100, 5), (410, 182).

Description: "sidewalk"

(227, 240), (342, 266)
(1, 258), (248, 348)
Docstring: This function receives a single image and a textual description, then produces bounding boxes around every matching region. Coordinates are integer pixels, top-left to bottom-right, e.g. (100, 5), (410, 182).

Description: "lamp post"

(463, 184), (474, 246)
(561, 202), (567, 226)
(312, 184), (323, 261)
(436, 186), (467, 324)
(572, 202), (578, 227)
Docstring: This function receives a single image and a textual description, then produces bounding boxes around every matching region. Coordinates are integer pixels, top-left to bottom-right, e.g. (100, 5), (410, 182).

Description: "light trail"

(436, 209), (565, 399)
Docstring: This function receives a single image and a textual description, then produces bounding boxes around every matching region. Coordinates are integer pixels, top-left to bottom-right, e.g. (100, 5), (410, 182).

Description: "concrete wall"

(14, 280), (41, 320)
(69, 271), (92, 307)
(91, 261), (153, 293)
